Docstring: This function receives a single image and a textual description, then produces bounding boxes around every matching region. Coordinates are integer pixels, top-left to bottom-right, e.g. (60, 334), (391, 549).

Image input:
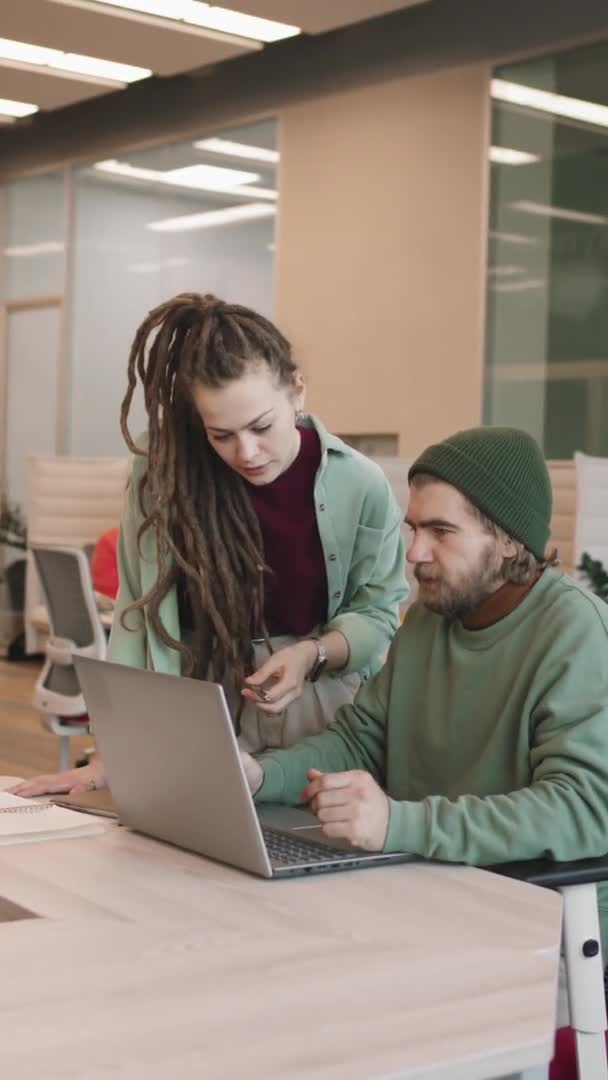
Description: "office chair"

(492, 855), (608, 1080)
(30, 544), (107, 771)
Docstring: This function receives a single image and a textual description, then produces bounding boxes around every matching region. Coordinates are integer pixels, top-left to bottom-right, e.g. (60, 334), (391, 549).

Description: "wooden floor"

(0, 659), (92, 779)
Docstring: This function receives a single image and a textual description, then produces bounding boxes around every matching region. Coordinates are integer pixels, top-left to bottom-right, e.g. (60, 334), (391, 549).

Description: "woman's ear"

(293, 372), (306, 413)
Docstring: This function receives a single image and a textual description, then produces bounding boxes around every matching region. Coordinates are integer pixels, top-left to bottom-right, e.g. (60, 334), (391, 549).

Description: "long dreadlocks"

(119, 292), (299, 692)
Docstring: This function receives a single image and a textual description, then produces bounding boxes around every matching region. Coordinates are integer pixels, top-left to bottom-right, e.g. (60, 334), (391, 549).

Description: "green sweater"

(257, 570), (608, 929)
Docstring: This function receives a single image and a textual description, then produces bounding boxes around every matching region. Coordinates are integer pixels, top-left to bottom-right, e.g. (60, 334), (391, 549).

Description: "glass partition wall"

(70, 119), (277, 456)
(485, 41), (608, 458)
(0, 173), (67, 509)
(0, 117), (278, 498)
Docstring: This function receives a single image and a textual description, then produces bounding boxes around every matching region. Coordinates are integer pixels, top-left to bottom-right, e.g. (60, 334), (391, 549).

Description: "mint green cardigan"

(107, 416), (408, 678)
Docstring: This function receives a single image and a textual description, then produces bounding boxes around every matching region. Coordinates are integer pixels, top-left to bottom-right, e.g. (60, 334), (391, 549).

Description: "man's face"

(405, 479), (509, 619)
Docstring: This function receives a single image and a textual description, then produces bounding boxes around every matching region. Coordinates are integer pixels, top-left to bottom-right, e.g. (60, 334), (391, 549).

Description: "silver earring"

(296, 408), (304, 423)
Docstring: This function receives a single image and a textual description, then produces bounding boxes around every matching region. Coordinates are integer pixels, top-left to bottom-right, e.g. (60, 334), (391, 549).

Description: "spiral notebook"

(0, 790), (108, 845)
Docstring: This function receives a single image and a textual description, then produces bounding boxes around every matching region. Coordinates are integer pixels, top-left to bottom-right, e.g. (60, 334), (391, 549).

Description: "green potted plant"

(577, 552), (608, 603)
(0, 496), (28, 659)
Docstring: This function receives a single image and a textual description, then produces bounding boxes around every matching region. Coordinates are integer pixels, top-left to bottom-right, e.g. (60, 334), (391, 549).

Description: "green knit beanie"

(408, 427), (552, 560)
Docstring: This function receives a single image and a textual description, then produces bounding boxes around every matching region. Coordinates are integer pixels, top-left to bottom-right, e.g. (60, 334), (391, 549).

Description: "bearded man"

(242, 426), (608, 938)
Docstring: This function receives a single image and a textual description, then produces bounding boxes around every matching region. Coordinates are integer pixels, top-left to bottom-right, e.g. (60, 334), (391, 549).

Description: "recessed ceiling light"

(146, 202), (277, 232)
(509, 200), (608, 226)
(93, 158), (277, 199)
(492, 78), (608, 129)
(0, 96), (38, 120)
(0, 36), (149, 84)
(489, 146), (540, 166)
(194, 137), (280, 163)
(48, 0), (300, 43)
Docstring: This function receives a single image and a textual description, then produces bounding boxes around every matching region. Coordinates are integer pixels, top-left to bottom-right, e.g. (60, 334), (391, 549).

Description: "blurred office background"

(1, 0), (608, 504)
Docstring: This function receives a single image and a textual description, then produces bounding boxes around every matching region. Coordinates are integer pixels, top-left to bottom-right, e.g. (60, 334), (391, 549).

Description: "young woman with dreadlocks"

(12, 293), (407, 797)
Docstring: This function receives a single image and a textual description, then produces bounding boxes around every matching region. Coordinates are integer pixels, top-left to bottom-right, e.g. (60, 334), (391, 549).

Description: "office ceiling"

(0, 0), (430, 117)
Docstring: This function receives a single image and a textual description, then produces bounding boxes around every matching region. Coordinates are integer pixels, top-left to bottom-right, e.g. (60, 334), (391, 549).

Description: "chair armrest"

(486, 854), (608, 889)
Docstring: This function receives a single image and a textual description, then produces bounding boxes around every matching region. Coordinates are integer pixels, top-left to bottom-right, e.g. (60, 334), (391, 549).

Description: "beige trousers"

(233, 635), (360, 754)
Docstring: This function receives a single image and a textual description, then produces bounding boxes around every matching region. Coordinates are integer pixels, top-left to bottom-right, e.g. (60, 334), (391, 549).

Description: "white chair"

(25, 454), (128, 654)
(494, 855), (608, 1080)
(30, 544), (107, 771)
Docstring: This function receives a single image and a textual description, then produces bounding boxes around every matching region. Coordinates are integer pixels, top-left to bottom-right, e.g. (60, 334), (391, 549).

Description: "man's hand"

(303, 768), (390, 851)
(240, 752), (264, 796)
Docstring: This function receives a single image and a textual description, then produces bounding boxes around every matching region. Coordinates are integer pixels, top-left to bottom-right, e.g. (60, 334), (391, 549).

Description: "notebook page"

(0, 791), (107, 843)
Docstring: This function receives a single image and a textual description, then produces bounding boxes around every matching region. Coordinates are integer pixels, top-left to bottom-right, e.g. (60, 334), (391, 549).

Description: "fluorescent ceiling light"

(487, 265), (525, 277)
(50, 0), (300, 43)
(491, 278), (546, 293)
(194, 137), (279, 164)
(489, 146), (540, 166)
(0, 36), (150, 84)
(94, 158), (277, 199)
(492, 78), (608, 129)
(489, 230), (538, 246)
(4, 241), (64, 256)
(510, 200), (608, 226)
(0, 97), (38, 119)
(146, 202), (277, 232)
(128, 256), (191, 273)
(164, 163), (259, 188)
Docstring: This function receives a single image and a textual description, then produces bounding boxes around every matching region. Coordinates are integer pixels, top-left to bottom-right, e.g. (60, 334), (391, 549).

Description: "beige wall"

(275, 63), (491, 458)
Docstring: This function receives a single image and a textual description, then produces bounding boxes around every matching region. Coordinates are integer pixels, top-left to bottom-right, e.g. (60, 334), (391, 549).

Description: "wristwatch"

(306, 638), (328, 682)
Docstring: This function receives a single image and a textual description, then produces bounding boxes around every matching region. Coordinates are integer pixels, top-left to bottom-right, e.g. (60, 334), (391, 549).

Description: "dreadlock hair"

(119, 292), (299, 696)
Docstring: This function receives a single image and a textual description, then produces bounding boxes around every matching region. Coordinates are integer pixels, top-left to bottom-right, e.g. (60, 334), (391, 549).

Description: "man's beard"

(415, 543), (503, 621)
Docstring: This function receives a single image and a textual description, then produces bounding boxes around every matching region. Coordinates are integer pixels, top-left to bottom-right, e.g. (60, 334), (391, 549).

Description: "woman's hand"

(242, 640), (318, 714)
(8, 757), (107, 798)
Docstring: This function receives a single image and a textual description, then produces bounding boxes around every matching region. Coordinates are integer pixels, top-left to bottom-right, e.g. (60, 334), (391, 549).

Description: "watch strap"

(306, 638), (328, 682)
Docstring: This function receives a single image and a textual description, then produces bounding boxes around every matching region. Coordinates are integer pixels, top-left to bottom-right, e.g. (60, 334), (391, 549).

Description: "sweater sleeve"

(383, 608), (608, 864)
(255, 634), (398, 804)
(328, 495), (407, 676)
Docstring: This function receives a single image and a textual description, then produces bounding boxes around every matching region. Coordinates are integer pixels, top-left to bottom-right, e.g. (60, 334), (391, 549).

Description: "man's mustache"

(414, 566), (439, 584)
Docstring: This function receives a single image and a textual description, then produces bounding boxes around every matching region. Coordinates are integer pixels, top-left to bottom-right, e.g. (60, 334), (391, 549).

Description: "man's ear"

(501, 533), (518, 559)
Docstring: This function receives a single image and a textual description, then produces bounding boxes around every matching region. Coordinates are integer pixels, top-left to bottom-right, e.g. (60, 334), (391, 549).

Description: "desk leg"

(561, 884), (608, 1080)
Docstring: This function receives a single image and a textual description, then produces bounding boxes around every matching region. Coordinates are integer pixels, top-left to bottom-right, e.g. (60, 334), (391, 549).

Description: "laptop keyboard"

(262, 825), (357, 865)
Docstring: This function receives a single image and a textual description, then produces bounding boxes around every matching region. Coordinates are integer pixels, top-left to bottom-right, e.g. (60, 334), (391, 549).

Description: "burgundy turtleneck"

(246, 426), (327, 636)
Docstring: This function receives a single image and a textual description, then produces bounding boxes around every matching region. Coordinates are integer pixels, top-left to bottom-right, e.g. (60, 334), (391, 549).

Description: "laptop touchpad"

(257, 804), (361, 851)
(291, 826), (360, 852)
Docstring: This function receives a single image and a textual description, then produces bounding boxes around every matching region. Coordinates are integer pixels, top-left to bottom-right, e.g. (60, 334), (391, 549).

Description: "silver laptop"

(75, 657), (413, 878)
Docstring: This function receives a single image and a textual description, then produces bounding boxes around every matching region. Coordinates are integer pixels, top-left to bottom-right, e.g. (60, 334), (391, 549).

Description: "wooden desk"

(0, 824), (561, 1079)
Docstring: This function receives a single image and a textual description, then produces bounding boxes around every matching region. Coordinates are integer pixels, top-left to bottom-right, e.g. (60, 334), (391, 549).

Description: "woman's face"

(191, 363), (304, 485)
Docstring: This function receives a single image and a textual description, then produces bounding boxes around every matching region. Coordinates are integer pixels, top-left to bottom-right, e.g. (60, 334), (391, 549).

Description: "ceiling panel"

(217, 0), (430, 34)
(0, 63), (111, 109)
(0, 1), (256, 80)
(0, 0), (431, 120)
